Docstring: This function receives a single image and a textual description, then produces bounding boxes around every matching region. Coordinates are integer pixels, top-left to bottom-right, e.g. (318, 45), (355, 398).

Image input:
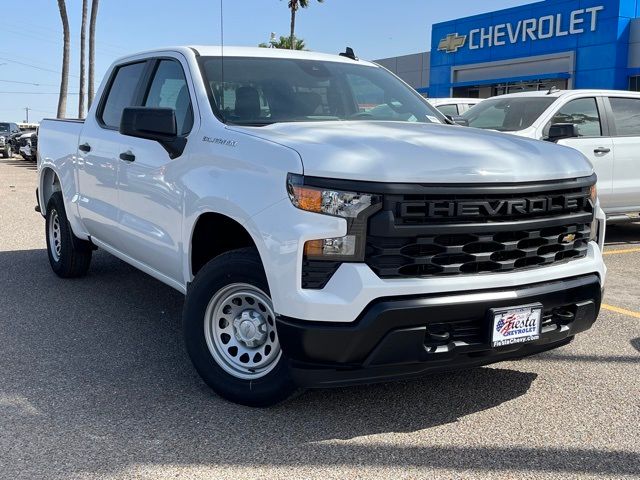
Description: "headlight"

(287, 173), (381, 260)
(287, 173), (376, 218)
(0, 136), (5, 144)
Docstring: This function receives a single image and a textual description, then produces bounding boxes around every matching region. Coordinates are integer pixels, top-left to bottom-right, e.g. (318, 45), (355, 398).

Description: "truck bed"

(37, 118), (85, 168)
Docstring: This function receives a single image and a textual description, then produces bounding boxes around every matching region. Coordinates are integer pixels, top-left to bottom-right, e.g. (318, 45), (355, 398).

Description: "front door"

(116, 58), (195, 282)
(544, 96), (615, 210)
(607, 96), (640, 212)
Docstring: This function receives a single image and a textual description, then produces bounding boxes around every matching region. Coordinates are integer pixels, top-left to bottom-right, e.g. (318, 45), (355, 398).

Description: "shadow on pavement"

(0, 248), (637, 477)
(2, 157), (37, 171)
(605, 222), (640, 245)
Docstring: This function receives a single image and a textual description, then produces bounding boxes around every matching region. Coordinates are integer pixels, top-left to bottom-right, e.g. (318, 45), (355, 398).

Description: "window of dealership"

(375, 0), (640, 98)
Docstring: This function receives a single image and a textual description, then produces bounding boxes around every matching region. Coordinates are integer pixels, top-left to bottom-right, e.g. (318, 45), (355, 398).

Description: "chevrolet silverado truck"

(463, 90), (640, 223)
(37, 46), (606, 407)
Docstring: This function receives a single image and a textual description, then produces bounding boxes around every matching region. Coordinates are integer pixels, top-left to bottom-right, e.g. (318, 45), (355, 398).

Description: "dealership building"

(375, 0), (640, 97)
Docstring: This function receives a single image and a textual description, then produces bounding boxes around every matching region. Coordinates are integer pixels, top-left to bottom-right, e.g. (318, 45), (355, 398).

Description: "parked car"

(37, 46), (606, 406)
(18, 130), (37, 161)
(428, 98), (483, 117)
(0, 122), (21, 158)
(462, 90), (640, 223)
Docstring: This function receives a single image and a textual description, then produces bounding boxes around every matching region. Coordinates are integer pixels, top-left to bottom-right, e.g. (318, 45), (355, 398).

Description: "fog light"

(304, 235), (357, 258)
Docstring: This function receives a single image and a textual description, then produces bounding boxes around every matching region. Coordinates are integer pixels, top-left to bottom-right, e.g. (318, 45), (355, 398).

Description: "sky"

(0, 0), (534, 123)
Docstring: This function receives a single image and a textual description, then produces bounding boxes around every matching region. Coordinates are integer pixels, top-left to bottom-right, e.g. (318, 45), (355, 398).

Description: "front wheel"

(183, 248), (295, 407)
(3, 146), (12, 158)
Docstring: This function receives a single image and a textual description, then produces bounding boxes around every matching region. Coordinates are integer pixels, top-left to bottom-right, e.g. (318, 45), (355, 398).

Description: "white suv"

(428, 98), (482, 117)
(463, 90), (640, 222)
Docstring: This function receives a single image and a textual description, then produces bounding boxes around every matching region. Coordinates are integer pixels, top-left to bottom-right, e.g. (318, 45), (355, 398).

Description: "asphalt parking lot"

(0, 155), (638, 480)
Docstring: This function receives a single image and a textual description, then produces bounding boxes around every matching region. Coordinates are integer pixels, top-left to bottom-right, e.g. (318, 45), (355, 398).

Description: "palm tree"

(287, 0), (323, 50)
(259, 35), (306, 50)
(88, 0), (99, 110)
(56, 0), (70, 119)
(78, 0), (88, 118)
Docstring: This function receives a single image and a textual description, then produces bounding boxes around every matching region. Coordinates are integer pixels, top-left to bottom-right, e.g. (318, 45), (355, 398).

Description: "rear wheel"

(183, 248), (295, 407)
(45, 192), (93, 278)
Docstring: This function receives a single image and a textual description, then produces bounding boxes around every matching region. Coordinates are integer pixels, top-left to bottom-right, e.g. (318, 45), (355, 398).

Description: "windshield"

(462, 97), (556, 132)
(200, 56), (445, 126)
(0, 123), (9, 133)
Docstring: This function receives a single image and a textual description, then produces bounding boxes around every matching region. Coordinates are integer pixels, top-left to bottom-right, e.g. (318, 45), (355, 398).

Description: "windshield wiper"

(229, 120), (277, 127)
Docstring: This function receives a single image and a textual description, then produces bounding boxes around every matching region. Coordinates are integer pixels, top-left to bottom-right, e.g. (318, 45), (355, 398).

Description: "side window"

(144, 60), (193, 136)
(436, 104), (459, 116)
(546, 97), (602, 137)
(11, 123), (18, 133)
(100, 62), (146, 129)
(609, 98), (640, 136)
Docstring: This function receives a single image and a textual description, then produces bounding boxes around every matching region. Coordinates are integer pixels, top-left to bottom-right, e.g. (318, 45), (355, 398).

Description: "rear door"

(605, 96), (640, 212)
(77, 60), (148, 246)
(115, 56), (196, 281)
(543, 96), (614, 209)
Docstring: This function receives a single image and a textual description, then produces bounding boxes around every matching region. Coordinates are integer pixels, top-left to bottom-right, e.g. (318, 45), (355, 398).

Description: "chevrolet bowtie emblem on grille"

(561, 233), (576, 244)
(438, 33), (467, 53)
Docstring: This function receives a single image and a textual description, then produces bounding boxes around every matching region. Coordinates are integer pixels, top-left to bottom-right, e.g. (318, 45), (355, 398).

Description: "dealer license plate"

(490, 304), (542, 347)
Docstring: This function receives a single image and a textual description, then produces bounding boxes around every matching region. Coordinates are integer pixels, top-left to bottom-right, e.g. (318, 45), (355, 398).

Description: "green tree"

(259, 35), (306, 50)
(286, 0), (323, 50)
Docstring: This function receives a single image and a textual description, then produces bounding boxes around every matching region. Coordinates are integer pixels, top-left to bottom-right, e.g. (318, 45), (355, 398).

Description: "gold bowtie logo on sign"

(438, 33), (467, 53)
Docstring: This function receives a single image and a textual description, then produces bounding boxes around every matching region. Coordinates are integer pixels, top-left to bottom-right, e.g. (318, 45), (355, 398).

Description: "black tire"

(183, 247), (296, 407)
(3, 146), (11, 158)
(45, 192), (93, 278)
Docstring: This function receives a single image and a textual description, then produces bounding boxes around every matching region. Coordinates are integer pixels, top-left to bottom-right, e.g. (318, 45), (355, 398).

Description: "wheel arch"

(187, 211), (267, 282)
(39, 166), (62, 216)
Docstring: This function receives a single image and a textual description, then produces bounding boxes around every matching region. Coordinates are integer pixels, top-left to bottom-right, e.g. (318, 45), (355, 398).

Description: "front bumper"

(277, 274), (601, 388)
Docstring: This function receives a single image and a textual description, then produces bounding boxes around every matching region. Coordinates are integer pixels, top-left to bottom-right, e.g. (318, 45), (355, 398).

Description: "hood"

(232, 121), (593, 184)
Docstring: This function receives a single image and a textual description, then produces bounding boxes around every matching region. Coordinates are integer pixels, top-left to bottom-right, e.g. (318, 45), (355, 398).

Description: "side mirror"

(547, 123), (578, 142)
(446, 115), (470, 127)
(120, 107), (186, 158)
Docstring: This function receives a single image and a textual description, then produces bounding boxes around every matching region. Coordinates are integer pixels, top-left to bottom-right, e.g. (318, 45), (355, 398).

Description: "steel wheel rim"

(204, 283), (281, 380)
(48, 209), (62, 262)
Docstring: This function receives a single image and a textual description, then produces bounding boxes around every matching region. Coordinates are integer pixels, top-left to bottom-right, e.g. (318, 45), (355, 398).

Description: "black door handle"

(119, 151), (135, 162)
(594, 147), (611, 154)
(78, 143), (91, 153)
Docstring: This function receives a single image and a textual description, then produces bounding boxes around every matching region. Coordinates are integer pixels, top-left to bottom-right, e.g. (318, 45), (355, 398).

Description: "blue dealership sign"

(429, 0), (639, 97)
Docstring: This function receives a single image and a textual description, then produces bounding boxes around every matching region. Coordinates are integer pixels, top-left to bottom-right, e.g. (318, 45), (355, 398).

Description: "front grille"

(366, 179), (594, 279)
(367, 223), (590, 277)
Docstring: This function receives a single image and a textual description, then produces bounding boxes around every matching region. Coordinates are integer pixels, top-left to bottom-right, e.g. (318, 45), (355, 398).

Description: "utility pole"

(24, 107), (30, 123)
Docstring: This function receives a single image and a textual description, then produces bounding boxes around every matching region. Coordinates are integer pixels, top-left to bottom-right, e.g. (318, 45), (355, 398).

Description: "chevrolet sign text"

(442, 5), (605, 52)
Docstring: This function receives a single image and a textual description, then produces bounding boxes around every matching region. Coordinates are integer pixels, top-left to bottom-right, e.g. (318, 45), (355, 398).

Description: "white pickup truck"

(463, 90), (640, 223)
(38, 46), (606, 406)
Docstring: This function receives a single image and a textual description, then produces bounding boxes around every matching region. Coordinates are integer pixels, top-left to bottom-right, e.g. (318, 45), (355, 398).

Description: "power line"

(0, 56), (80, 78)
(0, 78), (59, 87)
(0, 91), (80, 95)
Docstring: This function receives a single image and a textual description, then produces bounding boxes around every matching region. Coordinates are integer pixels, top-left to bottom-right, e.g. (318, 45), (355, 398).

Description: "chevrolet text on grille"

(401, 193), (588, 218)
